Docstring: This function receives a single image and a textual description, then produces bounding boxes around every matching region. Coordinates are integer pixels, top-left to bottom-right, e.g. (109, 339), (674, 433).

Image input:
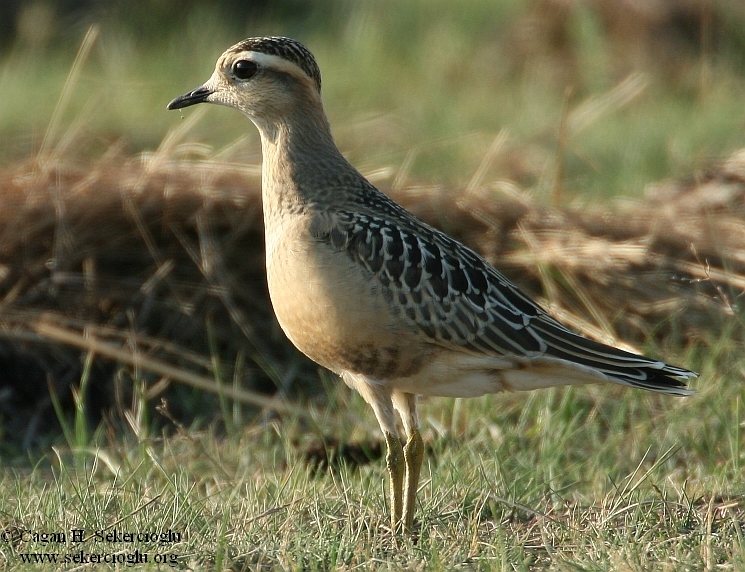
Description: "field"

(0, 1), (744, 570)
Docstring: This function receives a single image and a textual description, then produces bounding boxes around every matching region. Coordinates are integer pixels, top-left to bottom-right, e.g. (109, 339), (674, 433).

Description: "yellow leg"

(403, 428), (424, 531)
(384, 432), (404, 533)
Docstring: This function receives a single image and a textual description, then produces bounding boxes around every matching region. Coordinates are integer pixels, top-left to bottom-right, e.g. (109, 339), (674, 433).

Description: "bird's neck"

(257, 101), (356, 216)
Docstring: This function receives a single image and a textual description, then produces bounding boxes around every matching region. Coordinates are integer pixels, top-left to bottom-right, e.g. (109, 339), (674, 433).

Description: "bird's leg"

(384, 431), (405, 533)
(352, 379), (405, 534)
(394, 391), (423, 532)
(402, 427), (423, 531)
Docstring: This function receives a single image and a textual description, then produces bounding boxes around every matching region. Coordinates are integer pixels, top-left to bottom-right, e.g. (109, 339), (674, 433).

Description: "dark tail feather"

(533, 320), (698, 396)
(607, 365), (697, 396)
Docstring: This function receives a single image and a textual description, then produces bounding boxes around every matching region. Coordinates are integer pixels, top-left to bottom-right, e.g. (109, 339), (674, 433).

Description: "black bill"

(167, 86), (212, 110)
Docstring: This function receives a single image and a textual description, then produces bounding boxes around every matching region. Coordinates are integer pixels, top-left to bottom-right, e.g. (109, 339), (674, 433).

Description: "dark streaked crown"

(230, 36), (322, 91)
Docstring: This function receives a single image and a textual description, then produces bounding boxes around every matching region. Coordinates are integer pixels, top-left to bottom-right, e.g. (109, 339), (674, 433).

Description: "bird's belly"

(389, 353), (511, 397)
(265, 226), (427, 379)
(390, 352), (602, 397)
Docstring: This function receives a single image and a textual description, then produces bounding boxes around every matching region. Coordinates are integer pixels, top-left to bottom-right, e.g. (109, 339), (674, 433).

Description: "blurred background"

(2, 0), (745, 198)
(1, 0), (744, 450)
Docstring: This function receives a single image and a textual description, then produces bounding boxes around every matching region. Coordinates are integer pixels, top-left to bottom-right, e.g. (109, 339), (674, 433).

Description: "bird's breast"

(264, 214), (429, 380)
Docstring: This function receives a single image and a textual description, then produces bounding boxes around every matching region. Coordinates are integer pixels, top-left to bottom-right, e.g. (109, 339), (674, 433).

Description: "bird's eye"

(233, 60), (258, 80)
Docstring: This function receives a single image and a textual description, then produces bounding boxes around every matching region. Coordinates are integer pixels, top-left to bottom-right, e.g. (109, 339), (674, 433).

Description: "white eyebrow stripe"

(240, 51), (312, 82)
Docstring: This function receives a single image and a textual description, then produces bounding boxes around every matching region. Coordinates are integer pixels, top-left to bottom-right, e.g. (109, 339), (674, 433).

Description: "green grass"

(3, 0), (745, 196)
(0, 335), (742, 570)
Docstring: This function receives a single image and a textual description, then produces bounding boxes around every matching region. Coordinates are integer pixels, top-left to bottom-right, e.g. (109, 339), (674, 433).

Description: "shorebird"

(167, 36), (697, 534)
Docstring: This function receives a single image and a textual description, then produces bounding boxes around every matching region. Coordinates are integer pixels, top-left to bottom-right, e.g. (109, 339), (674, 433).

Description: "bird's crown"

(228, 36), (322, 92)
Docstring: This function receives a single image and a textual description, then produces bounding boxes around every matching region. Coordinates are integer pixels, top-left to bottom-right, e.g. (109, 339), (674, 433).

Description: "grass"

(1, 1), (745, 569)
(0, 339), (742, 570)
(3, 1), (745, 195)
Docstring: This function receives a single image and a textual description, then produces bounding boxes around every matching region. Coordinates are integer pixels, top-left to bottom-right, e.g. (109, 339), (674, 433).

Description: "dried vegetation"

(0, 142), (742, 447)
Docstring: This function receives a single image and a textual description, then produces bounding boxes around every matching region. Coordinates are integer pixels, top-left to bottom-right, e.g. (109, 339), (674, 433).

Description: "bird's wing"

(313, 202), (696, 394)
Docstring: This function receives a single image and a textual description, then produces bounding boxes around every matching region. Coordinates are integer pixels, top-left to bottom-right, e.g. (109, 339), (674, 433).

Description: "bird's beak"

(167, 85), (213, 110)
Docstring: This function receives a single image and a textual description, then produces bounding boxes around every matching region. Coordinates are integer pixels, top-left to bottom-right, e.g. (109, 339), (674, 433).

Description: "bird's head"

(167, 36), (323, 125)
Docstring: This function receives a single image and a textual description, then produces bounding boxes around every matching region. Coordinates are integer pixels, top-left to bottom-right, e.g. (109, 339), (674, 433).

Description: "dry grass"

(0, 141), (743, 448)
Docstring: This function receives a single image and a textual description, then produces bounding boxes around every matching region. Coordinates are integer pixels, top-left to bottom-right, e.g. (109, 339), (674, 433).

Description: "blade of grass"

(37, 25), (100, 166)
(34, 320), (313, 418)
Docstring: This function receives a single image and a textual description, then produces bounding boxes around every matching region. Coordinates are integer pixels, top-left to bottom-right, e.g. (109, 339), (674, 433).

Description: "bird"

(167, 36), (697, 534)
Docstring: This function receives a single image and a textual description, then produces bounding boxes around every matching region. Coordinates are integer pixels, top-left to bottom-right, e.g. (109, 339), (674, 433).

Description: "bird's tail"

(532, 318), (697, 396)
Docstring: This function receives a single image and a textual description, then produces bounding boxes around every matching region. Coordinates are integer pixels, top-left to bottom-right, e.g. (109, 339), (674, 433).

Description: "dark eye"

(233, 60), (258, 80)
